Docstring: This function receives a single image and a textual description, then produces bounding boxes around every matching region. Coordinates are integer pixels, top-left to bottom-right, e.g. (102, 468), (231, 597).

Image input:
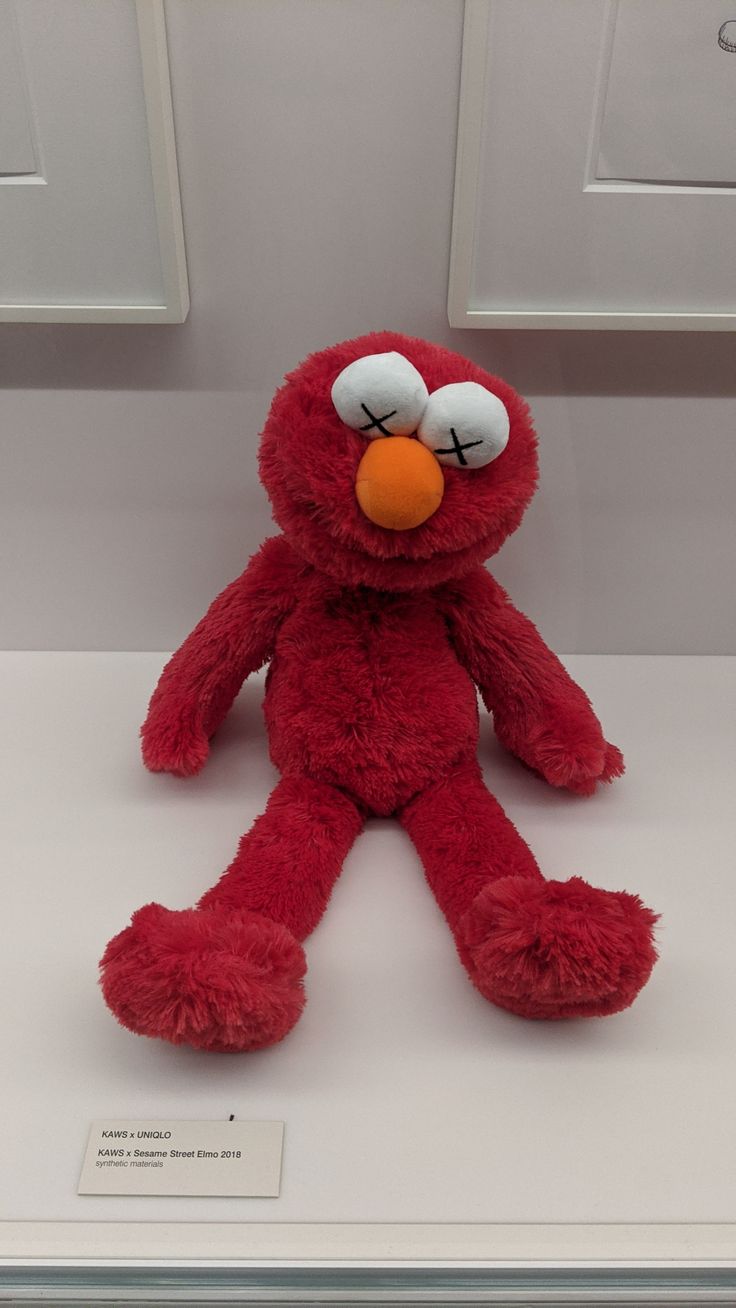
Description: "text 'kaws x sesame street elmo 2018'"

(100, 332), (658, 1052)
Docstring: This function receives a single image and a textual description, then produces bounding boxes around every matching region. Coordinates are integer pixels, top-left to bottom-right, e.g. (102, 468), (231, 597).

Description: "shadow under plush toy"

(100, 332), (658, 1051)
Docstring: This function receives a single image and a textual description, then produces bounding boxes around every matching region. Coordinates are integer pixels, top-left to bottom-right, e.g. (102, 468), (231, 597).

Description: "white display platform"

(1, 653), (735, 1290)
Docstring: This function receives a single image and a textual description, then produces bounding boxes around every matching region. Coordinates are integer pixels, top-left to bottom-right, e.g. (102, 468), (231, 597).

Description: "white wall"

(1, 0), (734, 653)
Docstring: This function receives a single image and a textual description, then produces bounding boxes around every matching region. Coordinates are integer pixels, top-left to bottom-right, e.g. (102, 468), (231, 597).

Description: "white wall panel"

(0, 2), (38, 176)
(0, 0), (188, 321)
(448, 0), (736, 329)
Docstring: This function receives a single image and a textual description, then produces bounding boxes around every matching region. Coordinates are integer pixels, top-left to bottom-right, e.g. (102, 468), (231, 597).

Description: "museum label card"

(78, 1119), (283, 1197)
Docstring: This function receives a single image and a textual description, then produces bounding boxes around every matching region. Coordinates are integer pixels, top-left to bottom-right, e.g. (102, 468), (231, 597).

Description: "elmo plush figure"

(100, 332), (658, 1052)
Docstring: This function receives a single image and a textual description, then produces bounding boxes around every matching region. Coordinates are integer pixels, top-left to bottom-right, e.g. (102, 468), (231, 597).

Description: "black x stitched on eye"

(434, 427), (484, 467)
(359, 403), (397, 437)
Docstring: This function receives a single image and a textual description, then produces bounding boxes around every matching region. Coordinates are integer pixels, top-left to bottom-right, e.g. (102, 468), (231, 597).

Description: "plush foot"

(458, 875), (658, 1019)
(100, 904), (306, 1052)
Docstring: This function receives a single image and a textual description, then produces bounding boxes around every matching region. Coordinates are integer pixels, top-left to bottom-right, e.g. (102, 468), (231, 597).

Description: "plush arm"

(141, 535), (304, 777)
(438, 567), (624, 796)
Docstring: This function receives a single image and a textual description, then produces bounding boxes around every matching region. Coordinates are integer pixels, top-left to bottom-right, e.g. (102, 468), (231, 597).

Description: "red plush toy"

(100, 332), (658, 1052)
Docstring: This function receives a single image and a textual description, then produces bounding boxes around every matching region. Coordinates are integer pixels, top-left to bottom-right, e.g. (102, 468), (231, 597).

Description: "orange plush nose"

(355, 436), (444, 530)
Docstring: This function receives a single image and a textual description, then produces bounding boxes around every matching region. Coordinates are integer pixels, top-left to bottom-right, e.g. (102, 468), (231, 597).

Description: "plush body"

(100, 332), (657, 1052)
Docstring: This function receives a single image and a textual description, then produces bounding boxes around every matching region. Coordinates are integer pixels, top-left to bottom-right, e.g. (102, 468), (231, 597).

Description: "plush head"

(259, 331), (538, 591)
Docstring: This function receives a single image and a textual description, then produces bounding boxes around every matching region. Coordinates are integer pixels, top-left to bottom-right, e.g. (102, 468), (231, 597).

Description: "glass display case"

(2, 653), (735, 1304)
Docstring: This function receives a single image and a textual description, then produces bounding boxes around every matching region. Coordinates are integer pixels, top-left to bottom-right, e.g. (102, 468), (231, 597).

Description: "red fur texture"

(100, 331), (658, 1051)
(100, 905), (305, 1052)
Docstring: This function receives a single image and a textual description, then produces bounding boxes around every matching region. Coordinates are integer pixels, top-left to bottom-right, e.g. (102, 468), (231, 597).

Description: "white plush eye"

(331, 352), (429, 438)
(418, 382), (509, 469)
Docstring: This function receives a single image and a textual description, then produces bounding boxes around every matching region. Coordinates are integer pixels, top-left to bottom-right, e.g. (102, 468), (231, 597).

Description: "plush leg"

(100, 775), (363, 1052)
(399, 757), (657, 1019)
